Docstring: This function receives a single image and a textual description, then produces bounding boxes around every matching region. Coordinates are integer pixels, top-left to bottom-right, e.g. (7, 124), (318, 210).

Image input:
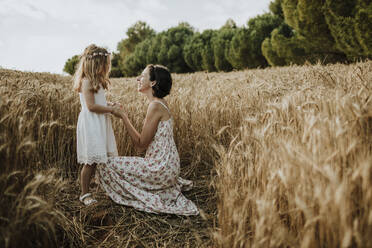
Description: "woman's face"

(136, 67), (153, 93)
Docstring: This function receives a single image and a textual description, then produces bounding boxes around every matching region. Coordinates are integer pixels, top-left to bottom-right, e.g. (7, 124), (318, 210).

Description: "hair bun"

(148, 64), (172, 98)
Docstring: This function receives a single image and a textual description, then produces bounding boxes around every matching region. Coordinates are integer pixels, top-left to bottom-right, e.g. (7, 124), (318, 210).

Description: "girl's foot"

(79, 193), (97, 206)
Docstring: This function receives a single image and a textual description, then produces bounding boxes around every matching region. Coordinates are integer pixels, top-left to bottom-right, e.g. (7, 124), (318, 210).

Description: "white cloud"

(137, 0), (167, 13)
(0, 0), (272, 74)
(0, 0), (47, 20)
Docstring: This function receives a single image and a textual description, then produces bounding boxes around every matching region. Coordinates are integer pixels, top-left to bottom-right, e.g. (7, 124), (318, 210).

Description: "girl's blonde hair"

(73, 44), (111, 93)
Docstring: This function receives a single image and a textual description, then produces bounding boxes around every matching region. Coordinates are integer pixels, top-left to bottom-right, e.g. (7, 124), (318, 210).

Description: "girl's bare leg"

(92, 165), (100, 192)
(80, 164), (96, 196)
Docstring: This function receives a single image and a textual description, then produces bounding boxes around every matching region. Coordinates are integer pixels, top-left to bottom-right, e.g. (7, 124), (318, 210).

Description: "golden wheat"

(0, 61), (371, 247)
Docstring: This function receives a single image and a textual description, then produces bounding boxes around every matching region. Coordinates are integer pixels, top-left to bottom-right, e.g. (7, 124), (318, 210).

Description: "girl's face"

(136, 67), (154, 93)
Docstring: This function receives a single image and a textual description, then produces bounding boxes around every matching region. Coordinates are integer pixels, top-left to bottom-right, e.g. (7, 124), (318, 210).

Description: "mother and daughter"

(73, 44), (199, 216)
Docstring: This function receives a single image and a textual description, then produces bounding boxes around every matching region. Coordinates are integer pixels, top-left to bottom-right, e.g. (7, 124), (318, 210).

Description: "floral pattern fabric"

(97, 119), (199, 216)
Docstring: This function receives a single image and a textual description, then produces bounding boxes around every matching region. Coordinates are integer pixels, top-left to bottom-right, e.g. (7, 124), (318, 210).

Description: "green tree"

(200, 30), (218, 71)
(212, 20), (238, 71)
(117, 21), (155, 76)
(355, 2), (372, 57)
(262, 23), (294, 66)
(262, 0), (347, 66)
(123, 23), (195, 75)
(227, 13), (282, 69)
(324, 0), (372, 59)
(110, 52), (124, 77)
(183, 29), (217, 71)
(183, 32), (204, 71)
(123, 38), (153, 76)
(263, 26), (308, 66)
(146, 35), (163, 65)
(63, 55), (79, 75)
(283, 0), (345, 61)
(262, 36), (286, 66)
(221, 18), (238, 29)
(269, 0), (285, 19)
(158, 23), (194, 73)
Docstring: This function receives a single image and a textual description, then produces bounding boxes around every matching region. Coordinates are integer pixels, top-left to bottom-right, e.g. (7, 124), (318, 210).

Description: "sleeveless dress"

(97, 101), (199, 216)
(76, 87), (118, 165)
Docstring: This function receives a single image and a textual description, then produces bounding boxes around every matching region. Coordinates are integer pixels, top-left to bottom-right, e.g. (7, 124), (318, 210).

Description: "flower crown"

(86, 52), (111, 59)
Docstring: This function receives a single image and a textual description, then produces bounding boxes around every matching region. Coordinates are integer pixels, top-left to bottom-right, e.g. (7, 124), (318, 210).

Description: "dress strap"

(153, 100), (170, 113)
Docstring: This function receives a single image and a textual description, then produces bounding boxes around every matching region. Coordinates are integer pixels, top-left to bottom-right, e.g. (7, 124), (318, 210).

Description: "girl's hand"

(111, 106), (126, 118)
(113, 102), (123, 109)
(108, 102), (123, 108)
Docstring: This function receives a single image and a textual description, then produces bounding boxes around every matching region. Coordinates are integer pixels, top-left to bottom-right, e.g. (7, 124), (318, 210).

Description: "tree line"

(64, 0), (371, 77)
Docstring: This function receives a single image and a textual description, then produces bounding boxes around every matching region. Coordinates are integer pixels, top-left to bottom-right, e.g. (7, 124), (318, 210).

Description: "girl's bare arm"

(82, 79), (114, 114)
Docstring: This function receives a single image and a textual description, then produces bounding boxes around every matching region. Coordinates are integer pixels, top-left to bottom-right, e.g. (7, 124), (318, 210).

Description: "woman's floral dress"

(97, 102), (199, 216)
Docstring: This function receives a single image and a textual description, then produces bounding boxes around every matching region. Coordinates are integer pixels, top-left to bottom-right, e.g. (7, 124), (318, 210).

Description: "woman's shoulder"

(149, 100), (169, 110)
(148, 100), (171, 120)
(148, 101), (163, 112)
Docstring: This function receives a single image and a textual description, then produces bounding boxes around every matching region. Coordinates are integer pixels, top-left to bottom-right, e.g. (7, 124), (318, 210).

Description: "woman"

(98, 64), (199, 216)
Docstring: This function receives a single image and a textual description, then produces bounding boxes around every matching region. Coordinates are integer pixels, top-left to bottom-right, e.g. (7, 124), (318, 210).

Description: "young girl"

(73, 44), (118, 206)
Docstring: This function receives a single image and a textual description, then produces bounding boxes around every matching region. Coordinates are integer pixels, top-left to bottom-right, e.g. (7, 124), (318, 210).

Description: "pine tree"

(324, 0), (372, 59)
(262, 0), (347, 66)
(227, 13), (282, 69)
(123, 23), (194, 74)
(157, 23), (194, 73)
(212, 21), (238, 71)
(184, 33), (205, 71)
(63, 55), (79, 75)
(110, 52), (124, 77)
(184, 30), (217, 71)
(283, 0), (345, 61)
(117, 21), (155, 76)
(200, 30), (218, 72)
(355, 2), (372, 57)
(269, 0), (285, 19)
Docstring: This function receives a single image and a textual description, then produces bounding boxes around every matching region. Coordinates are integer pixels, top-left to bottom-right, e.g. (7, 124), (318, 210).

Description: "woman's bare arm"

(119, 103), (162, 152)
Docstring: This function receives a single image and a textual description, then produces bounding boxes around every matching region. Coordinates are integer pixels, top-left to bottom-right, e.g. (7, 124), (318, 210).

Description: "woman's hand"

(111, 106), (126, 119)
(108, 102), (123, 108)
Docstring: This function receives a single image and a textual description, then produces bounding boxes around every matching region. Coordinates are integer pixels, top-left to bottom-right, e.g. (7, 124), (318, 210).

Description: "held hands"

(111, 106), (126, 119)
(107, 102), (122, 108)
(107, 101), (127, 119)
(108, 101), (124, 118)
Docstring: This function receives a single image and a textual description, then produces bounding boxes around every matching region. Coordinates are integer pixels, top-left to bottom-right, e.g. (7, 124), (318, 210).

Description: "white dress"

(97, 101), (199, 216)
(77, 87), (118, 165)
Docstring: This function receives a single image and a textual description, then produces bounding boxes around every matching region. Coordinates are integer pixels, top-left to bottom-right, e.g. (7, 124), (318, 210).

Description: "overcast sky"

(0, 0), (272, 74)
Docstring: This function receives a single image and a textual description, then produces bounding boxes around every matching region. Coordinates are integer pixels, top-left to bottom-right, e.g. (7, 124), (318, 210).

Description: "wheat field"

(0, 61), (371, 247)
